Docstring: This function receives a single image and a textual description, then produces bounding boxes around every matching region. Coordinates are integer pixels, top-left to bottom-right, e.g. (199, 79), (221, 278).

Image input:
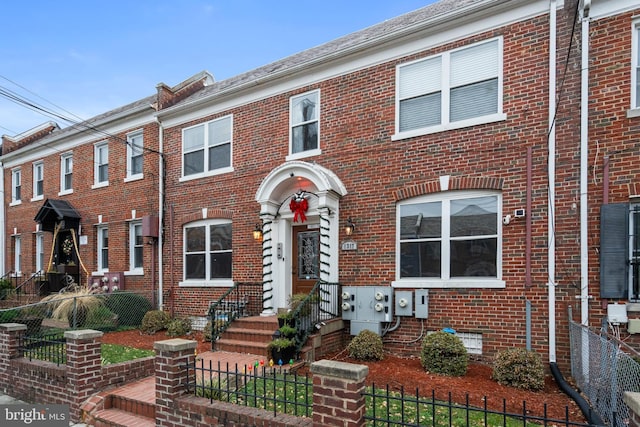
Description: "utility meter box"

(341, 286), (393, 334)
(607, 303), (628, 324)
(395, 291), (413, 316)
(415, 289), (429, 319)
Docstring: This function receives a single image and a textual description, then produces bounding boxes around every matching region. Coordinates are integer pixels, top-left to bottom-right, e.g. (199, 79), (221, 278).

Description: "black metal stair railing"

(208, 282), (263, 350)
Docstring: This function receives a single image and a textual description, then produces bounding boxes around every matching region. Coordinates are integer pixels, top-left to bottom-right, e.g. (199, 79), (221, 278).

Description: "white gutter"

(548, 0), (558, 364)
(157, 118), (164, 310)
(580, 0), (591, 326)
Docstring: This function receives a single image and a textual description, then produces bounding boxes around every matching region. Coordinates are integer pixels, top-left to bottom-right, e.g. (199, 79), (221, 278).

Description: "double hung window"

(290, 90), (319, 156)
(97, 226), (109, 272)
(60, 153), (73, 193)
(130, 222), (143, 272)
(11, 168), (21, 204)
(94, 142), (109, 186)
(127, 131), (144, 179)
(396, 38), (503, 136)
(182, 116), (232, 178)
(33, 162), (43, 199)
(632, 20), (640, 110)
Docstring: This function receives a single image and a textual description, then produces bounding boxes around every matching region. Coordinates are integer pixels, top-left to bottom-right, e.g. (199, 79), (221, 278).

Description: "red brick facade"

(3, 0), (640, 368)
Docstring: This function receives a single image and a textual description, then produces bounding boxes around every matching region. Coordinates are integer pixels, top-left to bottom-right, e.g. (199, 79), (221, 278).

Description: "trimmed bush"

(492, 348), (544, 391)
(105, 292), (152, 327)
(421, 331), (468, 376)
(203, 320), (212, 342)
(166, 317), (192, 337)
(347, 329), (384, 361)
(140, 310), (171, 335)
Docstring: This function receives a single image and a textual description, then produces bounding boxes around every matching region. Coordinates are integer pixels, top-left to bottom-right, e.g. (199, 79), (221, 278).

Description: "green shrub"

(140, 310), (171, 335)
(0, 309), (19, 323)
(85, 305), (119, 331)
(492, 348), (544, 391)
(0, 279), (13, 300)
(347, 329), (384, 361)
(203, 320), (212, 342)
(167, 317), (192, 337)
(421, 331), (468, 376)
(105, 292), (152, 327)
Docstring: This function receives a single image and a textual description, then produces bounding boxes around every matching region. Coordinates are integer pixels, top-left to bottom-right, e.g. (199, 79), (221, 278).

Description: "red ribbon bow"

(289, 197), (308, 223)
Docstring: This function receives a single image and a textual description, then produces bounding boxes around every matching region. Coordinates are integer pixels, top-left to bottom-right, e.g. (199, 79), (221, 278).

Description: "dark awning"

(34, 199), (81, 232)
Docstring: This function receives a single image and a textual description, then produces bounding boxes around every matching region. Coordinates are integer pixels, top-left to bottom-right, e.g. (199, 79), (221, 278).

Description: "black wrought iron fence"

(290, 280), (341, 354)
(184, 359), (313, 418)
(363, 384), (597, 426)
(19, 332), (66, 366)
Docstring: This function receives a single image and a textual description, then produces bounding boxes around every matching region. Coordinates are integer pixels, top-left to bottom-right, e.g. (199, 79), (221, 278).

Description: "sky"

(1, 0), (436, 136)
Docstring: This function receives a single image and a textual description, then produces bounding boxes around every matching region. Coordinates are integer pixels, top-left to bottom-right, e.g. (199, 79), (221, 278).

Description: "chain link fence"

(569, 319), (640, 426)
(0, 290), (156, 336)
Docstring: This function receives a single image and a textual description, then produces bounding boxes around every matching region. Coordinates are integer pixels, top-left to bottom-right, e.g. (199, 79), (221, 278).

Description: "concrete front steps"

(214, 315), (279, 359)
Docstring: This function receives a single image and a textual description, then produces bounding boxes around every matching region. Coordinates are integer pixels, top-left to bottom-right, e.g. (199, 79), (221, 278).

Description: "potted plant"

(268, 337), (295, 365)
(277, 309), (293, 328)
(278, 324), (297, 339)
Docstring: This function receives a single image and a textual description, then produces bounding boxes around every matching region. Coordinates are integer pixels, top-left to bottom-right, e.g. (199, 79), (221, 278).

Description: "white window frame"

(631, 19), (640, 115)
(393, 37), (506, 140)
(97, 225), (109, 273)
(126, 130), (144, 181)
(129, 221), (144, 274)
(59, 153), (73, 195)
(32, 161), (44, 201)
(10, 168), (21, 205)
(14, 235), (21, 276)
(180, 115), (233, 181)
(93, 142), (109, 188)
(35, 232), (44, 273)
(288, 89), (321, 160)
(392, 190), (505, 289)
(180, 219), (233, 287)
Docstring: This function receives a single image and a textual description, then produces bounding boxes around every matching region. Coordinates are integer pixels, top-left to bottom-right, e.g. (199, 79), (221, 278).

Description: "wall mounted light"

(344, 217), (355, 236)
(252, 223), (263, 241)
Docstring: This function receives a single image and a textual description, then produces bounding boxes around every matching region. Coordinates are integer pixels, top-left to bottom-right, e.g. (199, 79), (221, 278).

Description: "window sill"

(124, 175), (144, 183)
(91, 182), (109, 190)
(392, 113), (507, 141)
(124, 269), (144, 276)
(391, 278), (506, 289)
(627, 108), (640, 119)
(179, 279), (234, 288)
(58, 189), (73, 196)
(179, 166), (234, 183)
(30, 196), (44, 202)
(286, 148), (321, 162)
(9, 200), (22, 207)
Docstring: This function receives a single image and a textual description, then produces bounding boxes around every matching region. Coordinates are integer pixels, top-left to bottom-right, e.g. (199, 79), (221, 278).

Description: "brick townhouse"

(2, 0), (639, 368)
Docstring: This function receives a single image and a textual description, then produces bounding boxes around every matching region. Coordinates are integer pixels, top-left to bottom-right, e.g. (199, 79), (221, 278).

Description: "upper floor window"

(126, 131), (144, 179)
(11, 168), (21, 204)
(97, 226), (109, 272)
(94, 142), (109, 187)
(183, 220), (232, 285)
(395, 38), (503, 138)
(32, 161), (43, 200)
(290, 90), (319, 156)
(60, 153), (73, 194)
(182, 115), (232, 178)
(633, 20), (640, 110)
(395, 190), (503, 288)
(129, 221), (143, 272)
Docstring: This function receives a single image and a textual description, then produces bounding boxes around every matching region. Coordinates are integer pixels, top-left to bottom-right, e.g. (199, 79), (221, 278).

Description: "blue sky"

(1, 1), (436, 136)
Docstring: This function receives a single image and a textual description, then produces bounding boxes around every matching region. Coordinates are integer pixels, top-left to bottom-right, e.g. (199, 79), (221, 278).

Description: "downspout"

(548, 0), (558, 365)
(580, 0), (591, 326)
(0, 161), (5, 275)
(157, 118), (164, 310)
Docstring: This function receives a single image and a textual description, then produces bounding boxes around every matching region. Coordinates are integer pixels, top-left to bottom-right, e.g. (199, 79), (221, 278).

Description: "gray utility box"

(341, 286), (393, 335)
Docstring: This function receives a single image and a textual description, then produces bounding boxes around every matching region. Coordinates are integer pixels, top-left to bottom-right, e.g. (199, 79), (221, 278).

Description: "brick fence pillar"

(0, 323), (27, 394)
(64, 329), (104, 423)
(310, 359), (369, 427)
(154, 338), (197, 427)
